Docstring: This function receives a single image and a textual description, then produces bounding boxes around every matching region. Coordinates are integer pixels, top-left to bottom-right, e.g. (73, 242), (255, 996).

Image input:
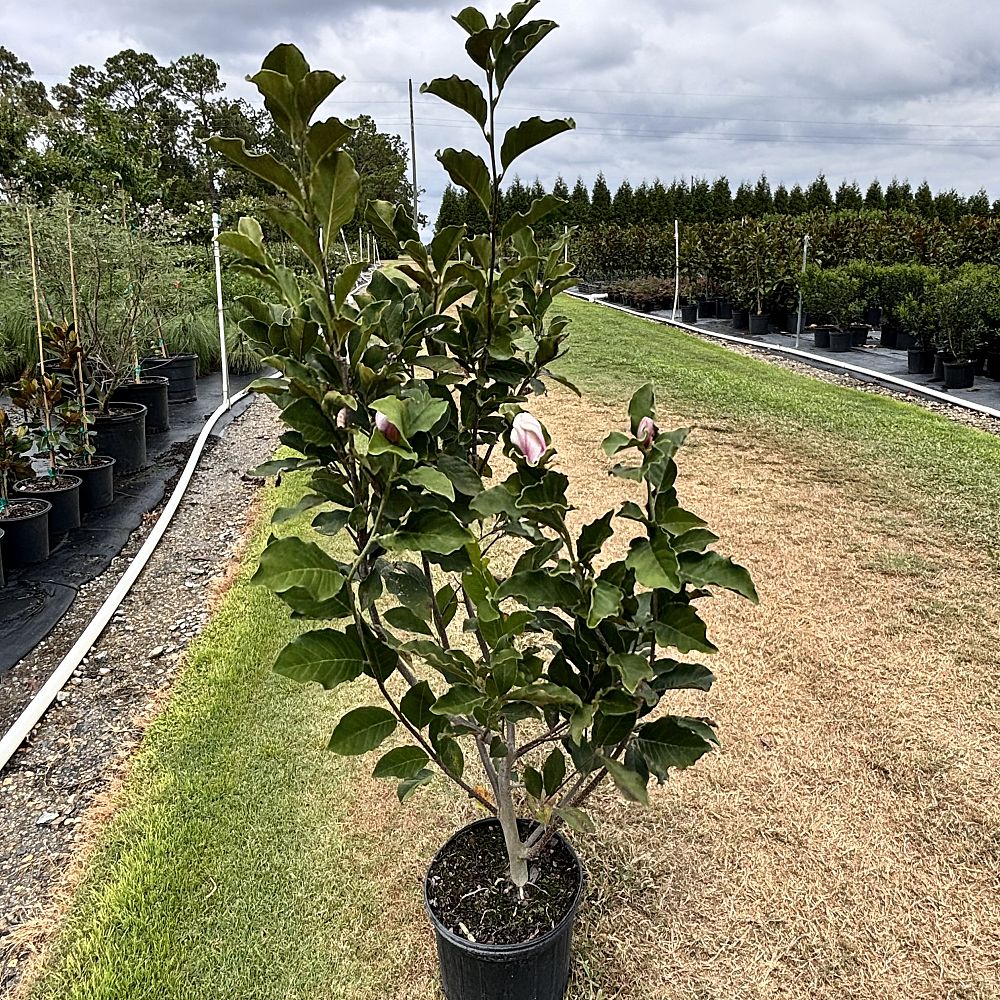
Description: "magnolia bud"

(336, 407), (350, 428)
(637, 416), (657, 447)
(510, 411), (547, 466)
(375, 411), (401, 444)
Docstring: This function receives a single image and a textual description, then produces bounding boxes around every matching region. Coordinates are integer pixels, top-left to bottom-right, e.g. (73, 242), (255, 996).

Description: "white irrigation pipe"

(0, 387), (251, 773)
(576, 293), (1000, 421)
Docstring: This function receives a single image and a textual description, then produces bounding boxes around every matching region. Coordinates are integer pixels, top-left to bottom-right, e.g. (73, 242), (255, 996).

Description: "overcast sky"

(5, 0), (1000, 224)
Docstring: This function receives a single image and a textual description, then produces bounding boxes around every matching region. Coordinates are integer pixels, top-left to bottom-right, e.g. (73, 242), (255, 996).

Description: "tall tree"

(884, 177), (912, 213)
(0, 47), (51, 198)
(912, 181), (934, 218)
(752, 174), (773, 216)
(966, 188), (991, 216)
(864, 178), (885, 211)
(772, 183), (790, 215)
(435, 183), (464, 231)
(732, 181), (754, 218)
(806, 173), (834, 212)
(787, 183), (808, 215)
(835, 180), (863, 211)
(550, 174), (571, 229)
(647, 178), (670, 223)
(632, 181), (650, 222)
(710, 176), (732, 221)
(590, 172), (612, 223)
(612, 178), (635, 225)
(568, 176), (590, 226)
(688, 177), (713, 221)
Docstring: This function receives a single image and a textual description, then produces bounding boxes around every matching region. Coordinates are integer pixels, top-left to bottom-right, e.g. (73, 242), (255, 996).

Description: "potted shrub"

(897, 285), (939, 375)
(56, 397), (116, 511)
(210, 18), (757, 1000)
(8, 373), (83, 539)
(0, 407), (52, 566)
(934, 271), (983, 390)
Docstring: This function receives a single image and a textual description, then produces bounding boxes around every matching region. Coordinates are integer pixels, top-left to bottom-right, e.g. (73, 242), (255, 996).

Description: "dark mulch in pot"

(59, 455), (115, 472)
(426, 822), (578, 946)
(14, 475), (79, 492)
(0, 499), (50, 520)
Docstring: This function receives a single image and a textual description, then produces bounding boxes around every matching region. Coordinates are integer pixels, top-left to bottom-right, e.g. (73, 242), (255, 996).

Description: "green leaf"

(306, 116), (355, 166)
(373, 746), (430, 779)
(601, 430), (632, 457)
(495, 570), (581, 611)
(508, 682), (582, 709)
(493, 655), (518, 696)
(601, 755), (649, 805)
(453, 6), (489, 35)
(659, 506), (708, 535)
(577, 511), (614, 564)
(543, 748), (566, 796)
(207, 137), (302, 205)
(523, 765), (543, 799)
(328, 707), (397, 755)
(383, 606), (433, 635)
(628, 383), (655, 435)
(635, 716), (718, 779)
(295, 69), (345, 125)
(282, 397), (337, 445)
(272, 493), (327, 525)
(672, 528), (719, 553)
(593, 710), (637, 747)
(431, 685), (486, 716)
(311, 149), (360, 254)
(398, 769), (434, 802)
(421, 75), (488, 128)
(587, 580), (622, 628)
(437, 148), (492, 213)
(312, 509), (351, 536)
(437, 738), (465, 778)
(679, 552), (759, 603)
(555, 806), (595, 834)
(569, 703), (596, 744)
(404, 467), (455, 501)
(437, 454), (484, 496)
(495, 18), (557, 89)
(654, 605), (718, 655)
(400, 680), (436, 729)
(654, 660), (715, 693)
(608, 652), (654, 694)
(626, 533), (680, 592)
(500, 116), (574, 172)
(501, 194), (567, 241)
(253, 536), (346, 602)
(273, 629), (365, 689)
(379, 509), (475, 555)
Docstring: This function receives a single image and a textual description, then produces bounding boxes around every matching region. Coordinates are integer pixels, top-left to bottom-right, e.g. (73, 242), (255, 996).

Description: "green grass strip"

(555, 296), (1000, 552)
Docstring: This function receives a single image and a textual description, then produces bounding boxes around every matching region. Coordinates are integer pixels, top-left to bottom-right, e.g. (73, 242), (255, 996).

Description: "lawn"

(24, 299), (1000, 1000)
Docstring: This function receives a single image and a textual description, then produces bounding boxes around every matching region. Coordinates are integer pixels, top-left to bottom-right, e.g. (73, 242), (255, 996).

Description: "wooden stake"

(26, 209), (57, 473)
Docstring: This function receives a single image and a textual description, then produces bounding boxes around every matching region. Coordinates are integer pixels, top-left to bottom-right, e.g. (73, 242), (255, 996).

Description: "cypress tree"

(569, 176), (590, 225)
(864, 178), (885, 211)
(752, 174), (773, 216)
(612, 179), (635, 225)
(912, 181), (934, 218)
(884, 177), (912, 213)
(710, 176), (733, 221)
(647, 178), (670, 223)
(688, 177), (713, 221)
(788, 183), (808, 215)
(591, 172), (612, 223)
(435, 183), (464, 231)
(632, 181), (650, 222)
(732, 181), (754, 217)
(551, 174), (571, 229)
(806, 173), (834, 212)
(967, 188), (991, 216)
(834, 180), (863, 211)
(772, 183), (790, 215)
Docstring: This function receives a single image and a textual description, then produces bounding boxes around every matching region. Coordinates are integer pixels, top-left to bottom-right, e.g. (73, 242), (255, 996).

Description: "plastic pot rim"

(423, 816), (585, 959)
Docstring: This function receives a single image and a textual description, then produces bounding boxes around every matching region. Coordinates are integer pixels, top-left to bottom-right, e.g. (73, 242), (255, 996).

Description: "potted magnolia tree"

(211, 8), (756, 1000)
(0, 407), (53, 566)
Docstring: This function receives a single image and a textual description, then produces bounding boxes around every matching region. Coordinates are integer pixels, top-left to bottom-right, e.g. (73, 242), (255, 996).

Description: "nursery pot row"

(0, 498), (53, 567)
(88, 402), (148, 476)
(141, 354), (198, 404)
(110, 377), (170, 434)
(12, 474), (82, 537)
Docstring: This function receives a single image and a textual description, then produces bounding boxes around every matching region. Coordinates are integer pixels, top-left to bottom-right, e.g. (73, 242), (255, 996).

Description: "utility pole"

(409, 79), (419, 229)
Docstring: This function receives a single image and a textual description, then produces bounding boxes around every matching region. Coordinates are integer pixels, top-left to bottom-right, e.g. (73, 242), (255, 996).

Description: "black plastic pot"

(13, 474), (82, 537)
(110, 377), (170, 434)
(813, 326), (833, 349)
(0, 499), (52, 566)
(716, 299), (733, 320)
(90, 403), (148, 476)
(896, 331), (916, 350)
(986, 353), (1000, 380)
(943, 360), (975, 390)
(60, 456), (116, 511)
(731, 308), (749, 331)
(0, 528), (4, 588)
(141, 353), (198, 403)
(848, 324), (869, 347)
(679, 303), (698, 324)
(863, 305), (882, 327)
(932, 351), (954, 382)
(697, 298), (717, 319)
(907, 348), (936, 375)
(880, 327), (898, 349)
(829, 329), (852, 353)
(425, 818), (584, 1000)
(784, 311), (802, 335)
(748, 312), (769, 336)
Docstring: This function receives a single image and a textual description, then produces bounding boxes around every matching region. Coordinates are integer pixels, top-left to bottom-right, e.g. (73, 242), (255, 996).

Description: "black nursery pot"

(828, 329), (852, 353)
(716, 299), (733, 320)
(813, 325), (833, 349)
(943, 360), (975, 390)
(880, 326), (898, 349)
(110, 376), (170, 434)
(679, 303), (698, 324)
(895, 330), (916, 350)
(908, 348), (936, 375)
(848, 324), (870, 347)
(13, 474), (82, 537)
(863, 305), (882, 327)
(425, 818), (585, 1000)
(932, 351), (954, 382)
(90, 403), (148, 476)
(748, 312), (769, 336)
(59, 456), (116, 511)
(141, 353), (198, 403)
(0, 499), (52, 566)
(731, 307), (749, 331)
(986, 352), (1000, 380)
(697, 298), (717, 319)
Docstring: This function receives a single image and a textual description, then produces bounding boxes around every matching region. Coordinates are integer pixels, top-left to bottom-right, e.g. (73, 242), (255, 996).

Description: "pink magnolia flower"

(637, 416), (657, 447)
(375, 411), (401, 443)
(511, 412), (547, 466)
(336, 407), (350, 428)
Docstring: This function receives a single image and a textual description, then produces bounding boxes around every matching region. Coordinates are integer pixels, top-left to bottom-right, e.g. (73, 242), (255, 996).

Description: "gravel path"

(0, 395), (281, 995)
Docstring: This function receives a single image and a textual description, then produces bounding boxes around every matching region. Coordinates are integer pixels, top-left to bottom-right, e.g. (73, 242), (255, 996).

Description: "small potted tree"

(897, 283), (940, 375)
(934, 271), (982, 390)
(211, 12), (757, 1000)
(0, 407), (52, 566)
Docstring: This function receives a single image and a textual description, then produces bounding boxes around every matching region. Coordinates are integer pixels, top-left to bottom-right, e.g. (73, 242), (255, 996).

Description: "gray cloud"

(4, 0), (1000, 226)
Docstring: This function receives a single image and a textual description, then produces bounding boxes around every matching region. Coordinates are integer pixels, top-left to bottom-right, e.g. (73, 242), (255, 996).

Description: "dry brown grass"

(318, 387), (1000, 1000)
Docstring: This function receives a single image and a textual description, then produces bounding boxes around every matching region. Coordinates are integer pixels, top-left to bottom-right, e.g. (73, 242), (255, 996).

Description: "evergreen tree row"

(436, 171), (997, 232)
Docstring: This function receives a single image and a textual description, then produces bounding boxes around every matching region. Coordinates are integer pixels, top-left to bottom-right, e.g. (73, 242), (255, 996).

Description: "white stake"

(671, 219), (680, 321)
(211, 191), (231, 409)
(796, 233), (810, 349)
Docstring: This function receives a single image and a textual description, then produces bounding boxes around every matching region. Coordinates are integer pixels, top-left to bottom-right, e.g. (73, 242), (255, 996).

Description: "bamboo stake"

(26, 209), (57, 474)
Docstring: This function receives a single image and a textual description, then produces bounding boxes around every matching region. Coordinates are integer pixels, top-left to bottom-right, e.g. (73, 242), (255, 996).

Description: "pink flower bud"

(637, 416), (657, 447)
(375, 410), (401, 444)
(510, 411), (547, 466)
(336, 407), (350, 428)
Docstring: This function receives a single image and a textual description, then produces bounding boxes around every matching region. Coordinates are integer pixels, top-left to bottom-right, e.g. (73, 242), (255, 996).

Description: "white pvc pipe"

(211, 207), (231, 409)
(0, 386), (251, 773)
(576, 293), (1000, 421)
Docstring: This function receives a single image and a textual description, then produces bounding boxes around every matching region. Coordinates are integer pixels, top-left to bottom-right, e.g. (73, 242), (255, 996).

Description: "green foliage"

(0, 407), (33, 501)
(216, 5), (753, 888)
(799, 265), (862, 328)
